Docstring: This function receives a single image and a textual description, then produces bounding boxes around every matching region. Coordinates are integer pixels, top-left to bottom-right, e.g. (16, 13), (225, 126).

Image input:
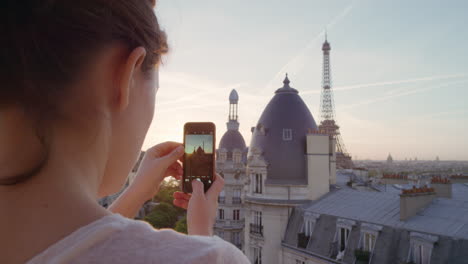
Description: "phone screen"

(183, 130), (214, 193)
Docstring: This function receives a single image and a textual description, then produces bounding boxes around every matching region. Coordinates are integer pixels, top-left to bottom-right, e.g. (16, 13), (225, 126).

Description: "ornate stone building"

(215, 89), (248, 251)
(244, 76), (336, 264)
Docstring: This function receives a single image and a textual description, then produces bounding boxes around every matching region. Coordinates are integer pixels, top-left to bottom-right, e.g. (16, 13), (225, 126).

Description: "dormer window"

(334, 219), (356, 258)
(256, 123), (267, 136)
(218, 149), (227, 162)
(298, 213), (320, 249)
(408, 232), (438, 264)
(356, 223), (382, 263)
(339, 227), (350, 252)
(283, 129), (292, 141)
(254, 173), (263, 194)
(233, 150), (242, 163)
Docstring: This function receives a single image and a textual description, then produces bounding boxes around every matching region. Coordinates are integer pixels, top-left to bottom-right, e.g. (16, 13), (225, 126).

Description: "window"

(253, 211), (262, 226)
(254, 173), (263, 193)
(408, 232), (438, 264)
(233, 188), (241, 204)
(411, 244), (430, 264)
(233, 209), (240, 220)
(302, 218), (314, 237)
(295, 260), (305, 264)
(253, 246), (262, 264)
(250, 211), (263, 235)
(363, 232), (376, 252)
(218, 231), (224, 239)
(283, 128), (292, 141)
(218, 209), (224, 220)
(233, 151), (242, 163)
(218, 190), (225, 203)
(339, 227), (350, 252)
(218, 151), (227, 162)
(359, 223), (382, 256)
(233, 231), (241, 246)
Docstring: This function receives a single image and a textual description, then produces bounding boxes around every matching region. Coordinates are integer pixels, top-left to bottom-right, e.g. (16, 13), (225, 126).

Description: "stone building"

(215, 89), (248, 250)
(244, 76), (336, 264)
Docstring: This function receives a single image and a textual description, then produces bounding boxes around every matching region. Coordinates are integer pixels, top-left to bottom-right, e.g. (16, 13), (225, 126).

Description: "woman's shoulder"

(28, 213), (249, 264)
(113, 215), (249, 263)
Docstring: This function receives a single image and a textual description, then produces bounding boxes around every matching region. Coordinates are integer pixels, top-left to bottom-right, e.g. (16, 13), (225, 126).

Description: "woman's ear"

(116, 47), (147, 111)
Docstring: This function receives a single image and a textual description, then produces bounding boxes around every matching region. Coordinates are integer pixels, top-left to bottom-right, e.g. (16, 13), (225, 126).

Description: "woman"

(0, 1), (249, 263)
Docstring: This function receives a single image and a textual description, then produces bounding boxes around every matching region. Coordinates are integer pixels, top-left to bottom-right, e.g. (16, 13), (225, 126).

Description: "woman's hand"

(109, 142), (184, 218)
(132, 141), (184, 201)
(173, 174), (224, 236)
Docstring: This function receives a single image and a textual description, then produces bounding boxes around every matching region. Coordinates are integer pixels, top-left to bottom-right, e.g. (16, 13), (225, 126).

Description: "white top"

(27, 213), (249, 264)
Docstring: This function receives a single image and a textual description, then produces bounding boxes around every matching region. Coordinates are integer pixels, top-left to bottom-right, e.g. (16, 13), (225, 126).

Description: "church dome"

(219, 130), (246, 152)
(218, 89), (247, 158)
(248, 75), (318, 185)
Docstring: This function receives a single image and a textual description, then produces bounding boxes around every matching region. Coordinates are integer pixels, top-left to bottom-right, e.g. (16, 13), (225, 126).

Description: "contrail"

(262, 2), (355, 93)
(301, 73), (468, 95)
(337, 79), (468, 110)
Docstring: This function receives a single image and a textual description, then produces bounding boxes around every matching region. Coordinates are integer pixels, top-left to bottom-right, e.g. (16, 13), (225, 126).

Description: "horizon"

(142, 0), (468, 161)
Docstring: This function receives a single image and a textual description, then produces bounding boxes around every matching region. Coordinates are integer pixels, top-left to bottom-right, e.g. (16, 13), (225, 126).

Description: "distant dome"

(248, 75), (318, 185)
(219, 130), (246, 152)
(229, 89), (239, 103)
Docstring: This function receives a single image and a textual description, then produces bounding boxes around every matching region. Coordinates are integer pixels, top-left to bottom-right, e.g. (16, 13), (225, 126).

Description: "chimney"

(306, 133), (330, 200)
(450, 174), (468, 184)
(382, 174), (409, 184)
(400, 186), (436, 221)
(431, 176), (452, 198)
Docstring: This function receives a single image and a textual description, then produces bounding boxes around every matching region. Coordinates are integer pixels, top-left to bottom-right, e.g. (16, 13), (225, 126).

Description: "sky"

(143, 0), (468, 161)
(185, 134), (214, 154)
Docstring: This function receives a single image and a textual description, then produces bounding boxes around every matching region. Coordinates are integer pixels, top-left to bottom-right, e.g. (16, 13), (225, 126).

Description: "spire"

(325, 29), (327, 42)
(227, 89), (240, 130)
(283, 73), (290, 87)
(275, 73), (298, 94)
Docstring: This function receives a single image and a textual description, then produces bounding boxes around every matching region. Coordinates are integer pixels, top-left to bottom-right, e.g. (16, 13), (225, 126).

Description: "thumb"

(191, 178), (205, 199)
(160, 145), (184, 166)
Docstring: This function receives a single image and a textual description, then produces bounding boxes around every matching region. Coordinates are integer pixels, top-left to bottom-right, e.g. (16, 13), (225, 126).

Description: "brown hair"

(0, 0), (168, 185)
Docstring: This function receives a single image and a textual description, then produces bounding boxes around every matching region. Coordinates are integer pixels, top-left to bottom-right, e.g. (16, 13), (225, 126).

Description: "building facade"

(215, 89), (248, 250)
(244, 76), (336, 264)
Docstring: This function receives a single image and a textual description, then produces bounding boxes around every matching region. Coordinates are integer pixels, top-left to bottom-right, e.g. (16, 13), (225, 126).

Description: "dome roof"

(219, 129), (246, 152)
(229, 89), (239, 103)
(248, 75), (318, 185)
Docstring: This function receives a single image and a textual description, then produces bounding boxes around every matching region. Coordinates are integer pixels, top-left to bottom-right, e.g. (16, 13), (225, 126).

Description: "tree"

(143, 179), (188, 229)
(174, 216), (188, 234)
(144, 202), (178, 229)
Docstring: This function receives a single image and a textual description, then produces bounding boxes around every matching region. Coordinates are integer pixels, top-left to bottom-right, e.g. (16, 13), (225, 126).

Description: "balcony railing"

(218, 197), (225, 203)
(297, 232), (310, 249)
(250, 223), (263, 236)
(232, 197), (242, 204)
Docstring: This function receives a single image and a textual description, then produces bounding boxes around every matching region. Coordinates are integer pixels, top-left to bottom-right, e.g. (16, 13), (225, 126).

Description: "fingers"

(146, 141), (183, 158)
(206, 173), (225, 201)
(173, 191), (191, 209)
(173, 191), (191, 200)
(166, 162), (183, 179)
(158, 145), (184, 167)
(191, 179), (205, 199)
(173, 199), (188, 209)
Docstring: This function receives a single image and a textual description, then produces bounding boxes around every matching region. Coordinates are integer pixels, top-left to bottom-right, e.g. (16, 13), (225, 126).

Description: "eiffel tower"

(318, 34), (354, 169)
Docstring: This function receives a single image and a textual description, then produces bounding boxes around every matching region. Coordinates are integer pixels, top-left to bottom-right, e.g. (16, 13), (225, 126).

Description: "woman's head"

(0, 0), (168, 196)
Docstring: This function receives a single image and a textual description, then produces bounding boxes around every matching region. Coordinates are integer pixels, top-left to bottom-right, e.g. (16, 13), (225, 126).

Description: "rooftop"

(302, 187), (468, 240)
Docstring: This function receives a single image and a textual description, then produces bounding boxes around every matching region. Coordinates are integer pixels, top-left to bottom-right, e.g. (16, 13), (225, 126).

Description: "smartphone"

(183, 122), (216, 193)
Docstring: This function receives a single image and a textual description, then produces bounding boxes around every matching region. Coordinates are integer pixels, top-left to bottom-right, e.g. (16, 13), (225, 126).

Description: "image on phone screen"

(184, 132), (214, 192)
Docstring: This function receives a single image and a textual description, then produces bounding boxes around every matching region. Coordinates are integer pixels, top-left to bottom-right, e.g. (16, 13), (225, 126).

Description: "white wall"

(307, 135), (331, 200)
(245, 203), (291, 264)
